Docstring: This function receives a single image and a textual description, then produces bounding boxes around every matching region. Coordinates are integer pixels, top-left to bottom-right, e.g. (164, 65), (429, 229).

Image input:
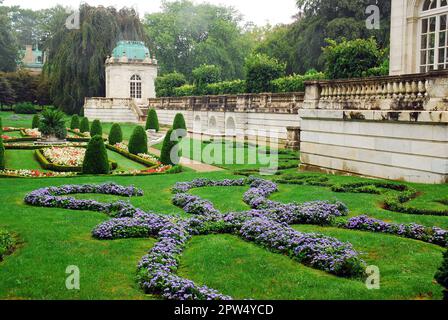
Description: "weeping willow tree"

(44, 5), (148, 114)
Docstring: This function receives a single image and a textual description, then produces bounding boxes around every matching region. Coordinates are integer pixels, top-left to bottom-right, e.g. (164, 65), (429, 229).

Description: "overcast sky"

(3, 0), (299, 26)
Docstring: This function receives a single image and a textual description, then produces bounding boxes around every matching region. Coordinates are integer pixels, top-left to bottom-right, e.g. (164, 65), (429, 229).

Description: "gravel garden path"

(149, 147), (224, 173)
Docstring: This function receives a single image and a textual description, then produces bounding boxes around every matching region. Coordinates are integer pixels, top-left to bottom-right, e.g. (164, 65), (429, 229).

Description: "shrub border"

(35, 148), (118, 173)
(106, 144), (160, 169)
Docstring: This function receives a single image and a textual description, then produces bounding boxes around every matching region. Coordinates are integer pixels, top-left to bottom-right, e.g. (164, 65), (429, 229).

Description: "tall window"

(130, 74), (142, 99)
(420, 0), (448, 72)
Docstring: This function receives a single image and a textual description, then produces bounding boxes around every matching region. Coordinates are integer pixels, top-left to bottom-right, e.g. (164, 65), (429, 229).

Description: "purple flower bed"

(137, 220), (232, 300)
(24, 183), (143, 215)
(24, 178), (367, 300)
(240, 217), (365, 277)
(344, 215), (448, 247)
(173, 178), (246, 194)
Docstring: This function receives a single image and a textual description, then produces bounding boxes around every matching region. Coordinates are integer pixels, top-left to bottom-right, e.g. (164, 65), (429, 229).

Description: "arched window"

(226, 117), (236, 135)
(130, 74), (142, 99)
(420, 0), (448, 72)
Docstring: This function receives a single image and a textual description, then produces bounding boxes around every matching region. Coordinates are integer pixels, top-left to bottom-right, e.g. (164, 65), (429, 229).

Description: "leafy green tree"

(80, 117), (90, 133)
(90, 120), (103, 137)
(144, 0), (255, 80)
(39, 108), (67, 139)
(323, 38), (384, 79)
(108, 123), (123, 146)
(32, 114), (40, 129)
(172, 113), (187, 131)
(82, 135), (109, 174)
(146, 109), (160, 132)
(0, 137), (5, 170)
(128, 126), (148, 155)
(155, 72), (187, 97)
(435, 250), (448, 300)
(0, 77), (15, 107)
(245, 53), (285, 93)
(45, 4), (148, 114)
(192, 64), (222, 94)
(160, 129), (180, 166)
(3, 70), (39, 104)
(0, 10), (19, 72)
(70, 115), (80, 130)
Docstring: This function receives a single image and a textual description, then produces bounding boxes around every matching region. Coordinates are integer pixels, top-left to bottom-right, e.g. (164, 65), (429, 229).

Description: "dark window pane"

(422, 35), (428, 49)
(430, 49), (435, 63)
(442, 0), (447, 7)
(430, 33), (436, 48)
(430, 17), (436, 32)
(422, 19), (428, 33)
(441, 15), (447, 30)
(440, 32), (446, 47)
(421, 50), (427, 65)
(439, 48), (446, 63)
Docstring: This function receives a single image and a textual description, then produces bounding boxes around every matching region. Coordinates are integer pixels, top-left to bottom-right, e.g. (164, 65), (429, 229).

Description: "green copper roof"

(111, 41), (150, 60)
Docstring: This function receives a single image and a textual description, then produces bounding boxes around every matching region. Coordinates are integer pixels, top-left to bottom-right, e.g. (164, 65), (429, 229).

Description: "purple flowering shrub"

(344, 215), (448, 247)
(241, 218), (365, 277)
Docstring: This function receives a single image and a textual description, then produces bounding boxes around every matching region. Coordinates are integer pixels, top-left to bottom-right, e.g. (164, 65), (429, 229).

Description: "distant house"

(20, 45), (45, 75)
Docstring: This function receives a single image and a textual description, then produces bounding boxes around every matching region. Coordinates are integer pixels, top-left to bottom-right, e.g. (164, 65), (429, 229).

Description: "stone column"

(286, 126), (301, 151)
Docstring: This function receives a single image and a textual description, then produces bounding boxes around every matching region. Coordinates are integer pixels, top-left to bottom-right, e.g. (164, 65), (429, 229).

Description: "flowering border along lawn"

(23, 178), (448, 300)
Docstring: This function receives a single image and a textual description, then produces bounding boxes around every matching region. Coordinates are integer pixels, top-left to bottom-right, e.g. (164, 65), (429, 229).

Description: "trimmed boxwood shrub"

(82, 135), (110, 174)
(160, 129), (180, 165)
(32, 114), (40, 129)
(128, 126), (148, 155)
(0, 117), (2, 134)
(0, 137), (5, 170)
(80, 117), (90, 133)
(90, 120), (102, 137)
(14, 102), (37, 114)
(108, 123), (123, 146)
(435, 250), (448, 300)
(146, 109), (160, 132)
(173, 113), (187, 131)
(70, 115), (80, 130)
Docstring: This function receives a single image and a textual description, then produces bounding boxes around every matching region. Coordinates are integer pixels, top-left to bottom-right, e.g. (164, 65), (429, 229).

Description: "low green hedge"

(106, 144), (159, 168)
(35, 149), (118, 173)
(0, 228), (15, 261)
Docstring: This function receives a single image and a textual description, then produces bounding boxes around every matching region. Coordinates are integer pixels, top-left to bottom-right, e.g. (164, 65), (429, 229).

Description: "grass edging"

(34, 149), (118, 173)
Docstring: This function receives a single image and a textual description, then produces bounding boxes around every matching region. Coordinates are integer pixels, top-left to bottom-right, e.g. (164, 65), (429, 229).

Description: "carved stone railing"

(303, 70), (448, 111)
(147, 92), (304, 114)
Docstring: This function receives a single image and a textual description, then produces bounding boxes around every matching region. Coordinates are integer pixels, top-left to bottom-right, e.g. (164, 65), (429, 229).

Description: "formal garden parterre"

(0, 110), (448, 300)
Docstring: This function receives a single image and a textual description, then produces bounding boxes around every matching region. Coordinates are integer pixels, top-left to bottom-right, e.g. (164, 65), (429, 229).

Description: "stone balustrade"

(147, 92), (304, 114)
(304, 70), (448, 112)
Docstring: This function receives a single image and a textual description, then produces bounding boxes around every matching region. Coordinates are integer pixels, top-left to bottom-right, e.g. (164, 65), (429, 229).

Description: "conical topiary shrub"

(172, 113), (187, 131)
(108, 123), (123, 146)
(32, 114), (40, 129)
(145, 109), (160, 132)
(80, 117), (90, 133)
(435, 249), (448, 300)
(70, 115), (80, 130)
(160, 129), (180, 165)
(128, 126), (148, 155)
(90, 120), (102, 137)
(82, 135), (109, 174)
(0, 137), (5, 170)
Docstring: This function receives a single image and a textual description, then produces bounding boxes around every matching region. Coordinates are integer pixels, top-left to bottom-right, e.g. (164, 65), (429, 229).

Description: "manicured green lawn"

(1, 110), (448, 300)
(5, 150), (48, 171)
(0, 171), (447, 300)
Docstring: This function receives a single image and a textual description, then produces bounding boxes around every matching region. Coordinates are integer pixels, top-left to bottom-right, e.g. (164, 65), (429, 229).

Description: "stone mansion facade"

(84, 0), (448, 184)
